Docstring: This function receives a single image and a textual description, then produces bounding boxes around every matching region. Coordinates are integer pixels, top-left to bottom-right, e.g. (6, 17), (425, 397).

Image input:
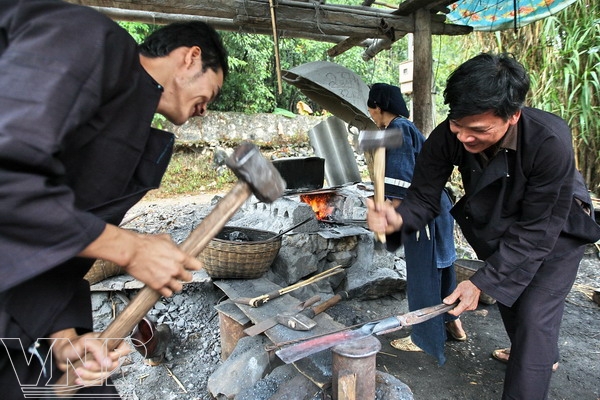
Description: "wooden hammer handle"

(55, 181), (253, 395)
(372, 147), (387, 243)
(309, 291), (347, 316)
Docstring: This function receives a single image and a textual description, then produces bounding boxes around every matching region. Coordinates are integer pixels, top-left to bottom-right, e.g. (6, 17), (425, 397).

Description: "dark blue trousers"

(404, 191), (457, 365)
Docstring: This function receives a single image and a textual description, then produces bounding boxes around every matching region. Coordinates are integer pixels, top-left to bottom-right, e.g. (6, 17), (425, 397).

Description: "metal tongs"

(370, 302), (456, 335)
(233, 265), (344, 307)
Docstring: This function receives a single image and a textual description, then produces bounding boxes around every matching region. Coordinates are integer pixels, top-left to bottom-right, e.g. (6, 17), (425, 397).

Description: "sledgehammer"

(358, 129), (403, 244)
(55, 142), (285, 396)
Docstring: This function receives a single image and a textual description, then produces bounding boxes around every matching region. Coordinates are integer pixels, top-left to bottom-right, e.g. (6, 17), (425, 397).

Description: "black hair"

(443, 53), (529, 120)
(139, 21), (228, 79)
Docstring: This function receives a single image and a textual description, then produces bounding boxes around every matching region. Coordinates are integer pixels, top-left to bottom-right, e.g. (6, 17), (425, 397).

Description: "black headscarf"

(368, 83), (409, 118)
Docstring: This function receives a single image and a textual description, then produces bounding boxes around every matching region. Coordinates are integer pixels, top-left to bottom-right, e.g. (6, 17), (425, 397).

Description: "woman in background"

(367, 83), (466, 364)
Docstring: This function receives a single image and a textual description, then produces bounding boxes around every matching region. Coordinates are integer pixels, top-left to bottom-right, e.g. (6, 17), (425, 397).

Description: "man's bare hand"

(443, 280), (481, 316)
(121, 232), (203, 296)
(49, 329), (131, 387)
(366, 198), (404, 234)
(79, 225), (204, 297)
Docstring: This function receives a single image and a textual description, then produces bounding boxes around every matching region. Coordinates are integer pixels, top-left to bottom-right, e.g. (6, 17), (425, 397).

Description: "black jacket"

(397, 107), (600, 306)
(0, 0), (173, 345)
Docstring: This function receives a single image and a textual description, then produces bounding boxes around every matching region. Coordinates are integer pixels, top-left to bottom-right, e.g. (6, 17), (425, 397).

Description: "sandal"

(492, 347), (559, 372)
(445, 319), (467, 341)
(390, 336), (423, 352)
(491, 347), (511, 363)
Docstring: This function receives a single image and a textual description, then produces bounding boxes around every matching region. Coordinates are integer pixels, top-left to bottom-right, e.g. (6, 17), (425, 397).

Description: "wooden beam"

(233, 1), (415, 38)
(84, 6), (357, 44)
(393, 0), (456, 15)
(327, 37), (372, 58)
(362, 37), (394, 61)
(69, 0), (409, 23)
(69, 0), (472, 38)
(69, 0), (471, 59)
(268, 0), (283, 94)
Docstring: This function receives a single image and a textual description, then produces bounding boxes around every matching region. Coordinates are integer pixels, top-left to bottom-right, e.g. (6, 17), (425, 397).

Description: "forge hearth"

(232, 183), (372, 237)
(301, 184), (372, 225)
(225, 181), (404, 295)
(300, 191), (335, 220)
(297, 186), (369, 224)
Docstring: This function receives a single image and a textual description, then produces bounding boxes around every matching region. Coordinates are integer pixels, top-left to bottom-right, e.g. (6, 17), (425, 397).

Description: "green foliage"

(118, 21), (156, 43)
(211, 33), (276, 113)
(430, 35), (482, 124)
(209, 31), (409, 114)
(466, 0), (600, 191)
(154, 151), (236, 198)
(273, 108), (297, 118)
(151, 114), (168, 130)
(550, 3), (600, 192)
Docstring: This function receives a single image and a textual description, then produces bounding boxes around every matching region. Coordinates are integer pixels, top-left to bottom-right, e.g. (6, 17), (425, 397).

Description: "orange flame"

(300, 193), (334, 220)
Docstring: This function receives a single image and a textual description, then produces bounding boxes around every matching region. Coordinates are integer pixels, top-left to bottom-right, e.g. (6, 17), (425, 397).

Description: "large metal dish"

(282, 61), (377, 131)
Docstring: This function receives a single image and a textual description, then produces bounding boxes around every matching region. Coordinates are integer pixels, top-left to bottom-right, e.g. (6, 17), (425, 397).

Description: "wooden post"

(331, 336), (380, 400)
(412, 8), (434, 136)
(268, 0), (283, 94)
(337, 370), (357, 400)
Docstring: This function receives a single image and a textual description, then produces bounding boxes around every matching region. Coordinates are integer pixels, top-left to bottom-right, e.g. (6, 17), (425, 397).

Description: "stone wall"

(165, 111), (328, 145)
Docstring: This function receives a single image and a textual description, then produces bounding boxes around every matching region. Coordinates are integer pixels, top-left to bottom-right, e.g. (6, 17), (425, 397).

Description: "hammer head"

(225, 142), (286, 203)
(276, 312), (317, 331)
(357, 128), (403, 151)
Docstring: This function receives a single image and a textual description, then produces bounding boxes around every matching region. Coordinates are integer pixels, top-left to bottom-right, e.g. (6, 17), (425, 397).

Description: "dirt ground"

(353, 256), (600, 400)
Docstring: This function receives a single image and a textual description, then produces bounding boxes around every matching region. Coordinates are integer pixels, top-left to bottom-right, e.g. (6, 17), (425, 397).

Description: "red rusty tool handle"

(54, 181), (253, 396)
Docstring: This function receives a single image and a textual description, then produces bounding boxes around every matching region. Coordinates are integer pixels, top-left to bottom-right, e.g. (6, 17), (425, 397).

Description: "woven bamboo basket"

(454, 259), (497, 305)
(84, 260), (124, 285)
(199, 226), (282, 279)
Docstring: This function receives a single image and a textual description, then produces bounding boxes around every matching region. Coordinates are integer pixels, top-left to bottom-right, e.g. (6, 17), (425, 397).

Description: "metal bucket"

(272, 156), (325, 190)
(309, 116), (362, 187)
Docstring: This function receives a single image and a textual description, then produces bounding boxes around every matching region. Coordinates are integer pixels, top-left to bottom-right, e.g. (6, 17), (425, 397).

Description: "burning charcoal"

(227, 231), (251, 242)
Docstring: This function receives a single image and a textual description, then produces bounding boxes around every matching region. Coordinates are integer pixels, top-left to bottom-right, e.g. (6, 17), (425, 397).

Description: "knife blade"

(274, 302), (457, 364)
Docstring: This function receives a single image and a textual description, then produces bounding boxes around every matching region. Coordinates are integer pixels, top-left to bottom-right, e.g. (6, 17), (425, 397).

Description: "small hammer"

(243, 295), (322, 336)
(358, 129), (403, 244)
(244, 291), (349, 336)
(55, 142), (285, 395)
(276, 291), (349, 330)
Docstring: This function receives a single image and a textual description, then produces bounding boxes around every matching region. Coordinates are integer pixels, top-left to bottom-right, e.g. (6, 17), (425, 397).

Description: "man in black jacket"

(367, 53), (600, 399)
(0, 0), (228, 397)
